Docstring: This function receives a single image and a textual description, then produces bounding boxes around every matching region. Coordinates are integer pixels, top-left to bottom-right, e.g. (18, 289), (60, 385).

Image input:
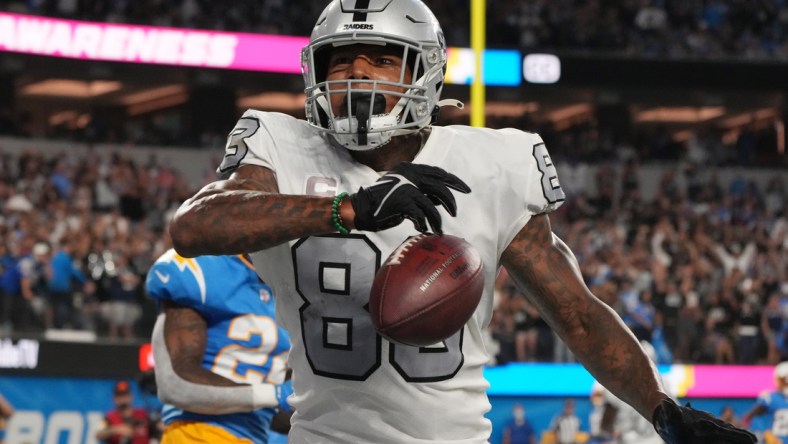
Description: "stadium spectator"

(489, 273), (520, 365)
(721, 405), (743, 429)
(762, 292), (788, 364)
(625, 289), (658, 343)
(0, 242), (20, 334)
(674, 290), (704, 362)
(512, 289), (554, 363)
(17, 240), (50, 332)
(502, 403), (537, 444)
(99, 253), (143, 339)
(700, 291), (736, 364)
(45, 236), (91, 329)
(549, 398), (584, 444)
(588, 387), (614, 444)
(95, 381), (154, 444)
(736, 298), (763, 365)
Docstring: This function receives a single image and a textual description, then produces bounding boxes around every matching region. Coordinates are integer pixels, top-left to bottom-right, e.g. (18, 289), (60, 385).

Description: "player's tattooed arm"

(501, 213), (670, 421)
(170, 165), (348, 257)
(162, 301), (242, 387)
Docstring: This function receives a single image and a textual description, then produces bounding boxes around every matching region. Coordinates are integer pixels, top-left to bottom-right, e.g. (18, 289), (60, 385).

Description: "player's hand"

(350, 163), (471, 234)
(741, 415), (752, 429)
(111, 423), (134, 437)
(275, 380), (294, 413)
(653, 399), (757, 444)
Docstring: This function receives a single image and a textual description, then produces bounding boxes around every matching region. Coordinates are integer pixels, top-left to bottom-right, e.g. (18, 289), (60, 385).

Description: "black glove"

(350, 162), (471, 234)
(653, 399), (757, 444)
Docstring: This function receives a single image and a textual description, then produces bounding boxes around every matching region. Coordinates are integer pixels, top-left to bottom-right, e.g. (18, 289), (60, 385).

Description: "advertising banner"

(0, 12), (522, 85)
(484, 362), (776, 398)
(0, 376), (158, 444)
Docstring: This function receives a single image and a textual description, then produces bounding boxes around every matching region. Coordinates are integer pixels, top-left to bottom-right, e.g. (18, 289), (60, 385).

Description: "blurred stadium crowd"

(491, 157), (786, 366)
(3, 0), (788, 59)
(0, 140), (785, 366)
(0, 0), (785, 369)
(0, 148), (193, 338)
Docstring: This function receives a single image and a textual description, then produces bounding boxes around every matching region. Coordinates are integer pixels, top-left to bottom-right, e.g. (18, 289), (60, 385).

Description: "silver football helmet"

(302, 0), (448, 151)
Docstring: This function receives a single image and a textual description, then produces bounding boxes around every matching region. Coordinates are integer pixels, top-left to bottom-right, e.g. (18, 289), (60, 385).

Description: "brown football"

(369, 234), (485, 347)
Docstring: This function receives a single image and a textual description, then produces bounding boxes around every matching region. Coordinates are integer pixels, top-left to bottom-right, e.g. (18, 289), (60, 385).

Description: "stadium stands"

(0, 135), (784, 365)
(5, 0), (787, 59)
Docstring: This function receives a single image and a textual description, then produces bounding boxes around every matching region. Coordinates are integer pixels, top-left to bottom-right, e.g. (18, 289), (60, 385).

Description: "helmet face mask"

(301, 0), (447, 151)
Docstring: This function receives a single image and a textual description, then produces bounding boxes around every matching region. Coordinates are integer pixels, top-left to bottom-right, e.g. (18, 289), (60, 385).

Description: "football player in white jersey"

(169, 1), (756, 443)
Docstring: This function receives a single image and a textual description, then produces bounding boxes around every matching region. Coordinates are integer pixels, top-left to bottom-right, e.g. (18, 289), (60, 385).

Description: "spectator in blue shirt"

(625, 289), (657, 343)
(2, 239), (44, 332)
(0, 242), (23, 333)
(46, 237), (89, 329)
(502, 403), (536, 444)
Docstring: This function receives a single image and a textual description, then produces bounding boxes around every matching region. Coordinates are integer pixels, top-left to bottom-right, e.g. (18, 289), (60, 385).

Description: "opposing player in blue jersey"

(146, 249), (292, 444)
(743, 362), (788, 444)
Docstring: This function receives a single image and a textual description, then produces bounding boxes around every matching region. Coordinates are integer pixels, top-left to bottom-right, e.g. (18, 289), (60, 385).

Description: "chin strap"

(431, 99), (464, 124)
(437, 99), (464, 109)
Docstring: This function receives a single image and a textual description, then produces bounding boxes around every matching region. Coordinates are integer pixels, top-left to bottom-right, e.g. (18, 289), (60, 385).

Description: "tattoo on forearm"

(170, 166), (339, 256)
(175, 191), (334, 255)
(503, 214), (664, 417)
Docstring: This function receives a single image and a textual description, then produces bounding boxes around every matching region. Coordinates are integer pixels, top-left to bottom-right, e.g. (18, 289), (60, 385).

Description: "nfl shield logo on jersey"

(259, 288), (271, 303)
(305, 175), (340, 197)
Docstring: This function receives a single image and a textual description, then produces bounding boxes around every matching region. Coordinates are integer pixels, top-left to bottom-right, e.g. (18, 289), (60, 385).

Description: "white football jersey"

(219, 110), (565, 443)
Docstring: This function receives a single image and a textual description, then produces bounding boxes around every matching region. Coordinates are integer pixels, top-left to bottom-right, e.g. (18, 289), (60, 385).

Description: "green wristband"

(332, 192), (351, 235)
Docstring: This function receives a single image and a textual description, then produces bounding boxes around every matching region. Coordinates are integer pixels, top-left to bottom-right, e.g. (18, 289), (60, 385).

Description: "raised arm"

(501, 213), (669, 420)
(170, 165), (345, 257)
(170, 162), (470, 257)
(741, 403), (766, 428)
(170, 165), (344, 257)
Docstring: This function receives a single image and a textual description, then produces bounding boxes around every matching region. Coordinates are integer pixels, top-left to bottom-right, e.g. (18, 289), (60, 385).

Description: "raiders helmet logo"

(342, 23), (374, 30)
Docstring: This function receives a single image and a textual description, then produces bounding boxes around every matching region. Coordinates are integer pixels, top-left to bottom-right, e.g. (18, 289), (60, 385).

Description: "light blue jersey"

(756, 391), (788, 443)
(146, 250), (290, 443)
